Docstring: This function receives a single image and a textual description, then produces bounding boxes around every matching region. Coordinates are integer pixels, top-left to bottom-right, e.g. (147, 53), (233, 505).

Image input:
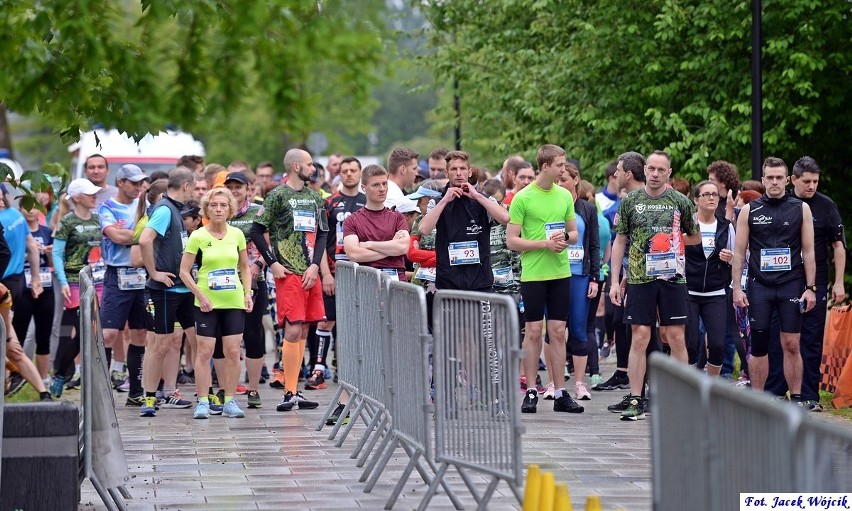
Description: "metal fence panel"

(355, 266), (388, 406)
(431, 290), (523, 482)
(335, 261), (361, 390)
(385, 280), (432, 454)
(794, 417), (852, 490)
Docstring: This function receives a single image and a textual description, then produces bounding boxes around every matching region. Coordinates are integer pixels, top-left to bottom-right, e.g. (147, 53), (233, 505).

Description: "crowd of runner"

(1, 145), (846, 423)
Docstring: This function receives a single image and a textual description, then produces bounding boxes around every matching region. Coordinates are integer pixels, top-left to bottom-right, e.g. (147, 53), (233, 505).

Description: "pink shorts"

(64, 282), (104, 309)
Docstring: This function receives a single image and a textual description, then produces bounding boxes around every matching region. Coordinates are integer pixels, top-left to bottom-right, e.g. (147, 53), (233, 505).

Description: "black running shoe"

(592, 372), (629, 391)
(554, 391), (584, 413)
(521, 389), (538, 413)
(607, 395), (633, 413)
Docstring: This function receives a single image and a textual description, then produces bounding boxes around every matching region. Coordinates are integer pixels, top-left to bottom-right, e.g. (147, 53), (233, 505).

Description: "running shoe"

(65, 373), (81, 390)
(260, 364), (270, 382)
(223, 398), (246, 418)
(115, 377), (130, 393)
(5, 371), (26, 396)
(193, 401), (210, 419)
(542, 382), (556, 400)
(800, 400), (823, 412)
(304, 370), (326, 390)
(40, 391), (54, 401)
(326, 403), (350, 425)
(608, 395), (633, 413)
(735, 377), (751, 388)
(161, 390), (192, 409)
(269, 369), (286, 389)
(208, 393), (224, 415)
(125, 395), (144, 407)
(216, 389), (225, 405)
(177, 369), (195, 385)
(140, 396), (157, 417)
(574, 381), (592, 401)
(554, 391), (584, 413)
(592, 372), (629, 391)
(620, 396), (646, 421)
(110, 370), (126, 389)
(521, 389), (538, 413)
(278, 390), (319, 410)
(247, 390), (262, 409)
(590, 374), (603, 387)
(49, 375), (66, 399)
(600, 342), (611, 358)
(235, 384), (248, 395)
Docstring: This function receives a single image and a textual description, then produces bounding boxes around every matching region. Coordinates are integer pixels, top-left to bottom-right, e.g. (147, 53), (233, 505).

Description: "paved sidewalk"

(78, 359), (652, 510)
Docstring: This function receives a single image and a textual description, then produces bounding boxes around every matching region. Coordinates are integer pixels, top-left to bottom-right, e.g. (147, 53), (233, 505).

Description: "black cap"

(224, 171), (249, 185)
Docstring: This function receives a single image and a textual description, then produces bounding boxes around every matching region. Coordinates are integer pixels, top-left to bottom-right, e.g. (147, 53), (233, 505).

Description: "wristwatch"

(806, 284), (817, 292)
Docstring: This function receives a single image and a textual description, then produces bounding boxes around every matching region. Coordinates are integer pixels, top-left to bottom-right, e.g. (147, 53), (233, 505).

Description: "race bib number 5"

(208, 269), (238, 290)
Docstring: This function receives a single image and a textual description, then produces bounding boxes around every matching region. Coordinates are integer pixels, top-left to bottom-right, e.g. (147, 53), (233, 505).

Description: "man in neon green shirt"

(507, 144), (582, 414)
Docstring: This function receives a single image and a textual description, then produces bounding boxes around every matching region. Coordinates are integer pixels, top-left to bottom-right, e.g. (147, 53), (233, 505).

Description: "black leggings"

(585, 284), (603, 375)
(214, 286), (267, 359)
(12, 286), (55, 356)
(54, 307), (80, 379)
(686, 293), (727, 367)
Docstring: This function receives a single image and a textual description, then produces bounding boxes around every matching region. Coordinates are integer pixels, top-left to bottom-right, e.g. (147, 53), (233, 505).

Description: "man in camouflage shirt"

(250, 149), (329, 412)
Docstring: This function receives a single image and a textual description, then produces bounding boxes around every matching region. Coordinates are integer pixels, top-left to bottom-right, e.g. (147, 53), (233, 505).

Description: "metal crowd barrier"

(419, 290), (524, 511)
(362, 280), (462, 510)
(79, 266), (131, 511)
(650, 353), (852, 511)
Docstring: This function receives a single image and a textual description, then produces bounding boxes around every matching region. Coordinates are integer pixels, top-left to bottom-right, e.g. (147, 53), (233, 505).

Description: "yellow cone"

(554, 483), (572, 511)
(585, 495), (602, 511)
(539, 472), (555, 511)
(522, 465), (541, 511)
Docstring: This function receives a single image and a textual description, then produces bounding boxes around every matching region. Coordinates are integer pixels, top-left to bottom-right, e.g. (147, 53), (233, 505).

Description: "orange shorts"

(274, 273), (325, 327)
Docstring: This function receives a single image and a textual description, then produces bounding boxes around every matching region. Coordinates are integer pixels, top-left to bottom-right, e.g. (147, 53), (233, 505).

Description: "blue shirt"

(597, 213), (611, 282)
(0, 208), (28, 278)
(27, 224), (52, 272)
(569, 213), (586, 276)
(98, 198), (138, 267)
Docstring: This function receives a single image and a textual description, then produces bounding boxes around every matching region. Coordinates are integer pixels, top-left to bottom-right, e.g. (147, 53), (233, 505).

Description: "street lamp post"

(751, 0), (762, 180)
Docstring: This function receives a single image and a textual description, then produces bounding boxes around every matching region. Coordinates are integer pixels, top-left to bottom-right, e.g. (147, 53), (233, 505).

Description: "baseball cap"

(395, 200), (418, 214)
(224, 172), (249, 185)
(67, 178), (101, 197)
(416, 165), (430, 180)
(407, 185), (443, 200)
(116, 164), (149, 183)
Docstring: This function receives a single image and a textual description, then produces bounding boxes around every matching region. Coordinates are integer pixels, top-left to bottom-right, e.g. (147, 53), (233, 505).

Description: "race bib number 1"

(208, 269), (237, 290)
(645, 252), (677, 277)
(760, 248), (791, 272)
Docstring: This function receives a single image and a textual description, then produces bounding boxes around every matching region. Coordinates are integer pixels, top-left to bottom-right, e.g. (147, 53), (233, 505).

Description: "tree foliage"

(0, 0), (387, 142)
(421, 0), (851, 190)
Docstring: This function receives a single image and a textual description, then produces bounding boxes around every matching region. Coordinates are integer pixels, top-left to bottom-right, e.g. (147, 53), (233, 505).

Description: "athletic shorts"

(100, 267), (148, 330)
(148, 288), (195, 334)
(747, 278), (803, 333)
(520, 277), (571, 323)
(625, 280), (689, 326)
(322, 288), (336, 322)
(195, 308), (245, 338)
(274, 273), (325, 326)
(63, 281), (104, 310)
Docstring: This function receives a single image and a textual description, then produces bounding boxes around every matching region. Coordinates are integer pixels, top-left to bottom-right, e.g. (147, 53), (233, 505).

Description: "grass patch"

(819, 390), (852, 420)
(5, 383), (41, 403)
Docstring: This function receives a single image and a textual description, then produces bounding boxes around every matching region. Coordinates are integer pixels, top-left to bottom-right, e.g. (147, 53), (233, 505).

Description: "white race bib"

(180, 231), (188, 250)
(567, 245), (584, 263)
(492, 267), (514, 287)
(760, 248), (791, 272)
(208, 269), (237, 290)
(293, 210), (316, 232)
(544, 222), (566, 241)
(448, 241), (480, 265)
(414, 266), (436, 282)
(381, 269), (400, 281)
(92, 263), (106, 283)
(25, 268), (53, 289)
(645, 252), (677, 277)
(118, 267), (147, 291)
(701, 231), (716, 258)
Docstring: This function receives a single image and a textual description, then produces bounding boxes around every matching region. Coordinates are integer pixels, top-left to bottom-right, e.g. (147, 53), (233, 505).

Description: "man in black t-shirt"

(765, 156), (846, 410)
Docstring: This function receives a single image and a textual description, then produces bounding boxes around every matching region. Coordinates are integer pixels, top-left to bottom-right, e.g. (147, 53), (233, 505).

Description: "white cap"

(395, 200), (418, 214)
(67, 178), (101, 198)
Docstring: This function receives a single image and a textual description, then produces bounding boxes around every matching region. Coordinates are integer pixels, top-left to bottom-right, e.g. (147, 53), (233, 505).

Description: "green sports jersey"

(227, 202), (264, 276)
(256, 184), (328, 275)
(613, 187), (698, 285)
(410, 215), (437, 289)
(489, 220), (521, 294)
(508, 182), (576, 282)
(55, 212), (102, 284)
(184, 225), (247, 309)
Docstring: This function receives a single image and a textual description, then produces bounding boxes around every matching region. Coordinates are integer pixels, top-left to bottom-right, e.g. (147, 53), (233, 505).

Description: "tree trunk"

(0, 102), (14, 159)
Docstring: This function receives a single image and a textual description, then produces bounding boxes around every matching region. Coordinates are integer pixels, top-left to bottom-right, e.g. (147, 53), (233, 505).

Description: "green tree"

(420, 0), (850, 190)
(0, 0), (387, 205)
